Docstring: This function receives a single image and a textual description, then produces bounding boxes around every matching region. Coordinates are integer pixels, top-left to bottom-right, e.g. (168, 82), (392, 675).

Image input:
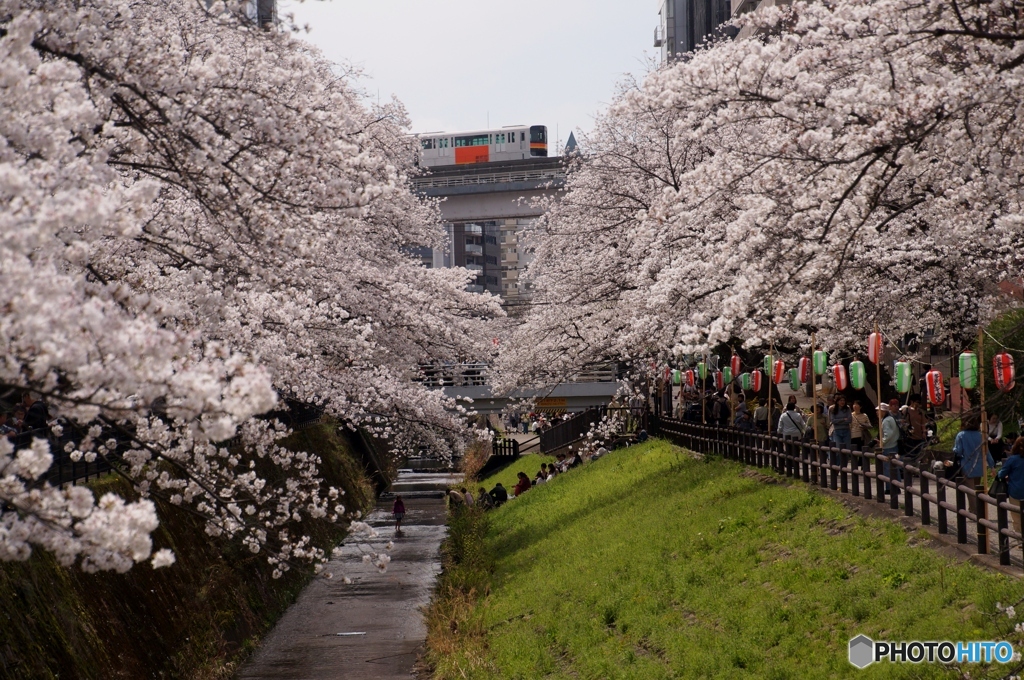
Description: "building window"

(486, 256), (498, 265)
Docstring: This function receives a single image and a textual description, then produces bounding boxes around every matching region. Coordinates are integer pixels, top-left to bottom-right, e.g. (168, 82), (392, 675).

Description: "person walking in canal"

(392, 495), (406, 533)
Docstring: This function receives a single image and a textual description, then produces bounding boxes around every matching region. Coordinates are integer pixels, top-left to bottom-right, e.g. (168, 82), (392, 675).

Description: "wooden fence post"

(997, 492), (1010, 566)
(975, 486), (987, 555)
(936, 480), (947, 534)
(875, 454), (886, 503)
(904, 465), (914, 517)
(920, 473), (930, 526)
(956, 486), (968, 544)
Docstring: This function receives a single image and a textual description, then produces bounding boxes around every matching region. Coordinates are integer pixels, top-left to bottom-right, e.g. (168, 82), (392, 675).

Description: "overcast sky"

(281, 0), (658, 149)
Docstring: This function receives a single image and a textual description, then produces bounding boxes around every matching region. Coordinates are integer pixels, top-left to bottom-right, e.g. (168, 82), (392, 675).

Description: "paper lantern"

(773, 360), (785, 384)
(895, 361), (912, 394)
(798, 357), (811, 384)
(868, 332), (883, 364)
(740, 372), (751, 390)
(751, 370), (763, 393)
(722, 366), (733, 384)
(663, 366), (671, 382)
(833, 364), (849, 391)
(994, 352), (1016, 392)
(730, 355), (742, 377)
(959, 351), (978, 389)
(849, 360), (866, 390)
(697, 362), (708, 380)
(926, 369), (945, 406)
(685, 370), (695, 387)
(813, 350), (828, 376)
(714, 370), (724, 391)
(671, 370), (681, 385)
(764, 354), (773, 374)
(789, 368), (800, 391)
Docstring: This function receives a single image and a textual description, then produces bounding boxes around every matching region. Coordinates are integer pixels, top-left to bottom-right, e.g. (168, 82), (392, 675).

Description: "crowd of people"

(504, 411), (575, 435)
(444, 430), (648, 513)
(0, 393), (50, 444)
(672, 383), (1024, 538)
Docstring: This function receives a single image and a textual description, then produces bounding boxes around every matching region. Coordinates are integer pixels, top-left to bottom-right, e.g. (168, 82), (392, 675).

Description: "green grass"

(427, 440), (1024, 679)
(479, 453), (557, 492)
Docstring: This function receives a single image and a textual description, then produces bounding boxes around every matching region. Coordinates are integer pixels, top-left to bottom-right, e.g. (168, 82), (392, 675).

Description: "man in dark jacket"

(489, 482), (508, 506)
(22, 393), (48, 431)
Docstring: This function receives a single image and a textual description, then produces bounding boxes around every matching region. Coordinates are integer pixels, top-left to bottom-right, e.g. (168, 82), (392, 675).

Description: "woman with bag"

(850, 400), (872, 448)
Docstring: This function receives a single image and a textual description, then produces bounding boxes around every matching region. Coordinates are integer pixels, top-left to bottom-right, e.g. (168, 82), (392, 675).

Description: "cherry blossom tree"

(1, 0), (499, 573)
(501, 0), (1024, 389)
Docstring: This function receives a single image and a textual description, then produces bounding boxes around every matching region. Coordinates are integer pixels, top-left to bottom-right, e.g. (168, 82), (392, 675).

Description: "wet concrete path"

(238, 471), (455, 680)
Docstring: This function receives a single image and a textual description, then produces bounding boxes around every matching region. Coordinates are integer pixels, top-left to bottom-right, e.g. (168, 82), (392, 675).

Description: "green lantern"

(671, 369), (681, 386)
(849, 360), (866, 390)
(740, 372), (752, 390)
(959, 351), (978, 389)
(764, 354), (773, 374)
(895, 361), (912, 393)
(722, 366), (733, 384)
(697, 362), (708, 380)
(789, 368), (800, 391)
(813, 350), (828, 376)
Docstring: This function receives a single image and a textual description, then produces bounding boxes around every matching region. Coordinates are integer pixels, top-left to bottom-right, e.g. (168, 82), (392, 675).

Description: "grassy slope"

(479, 453), (557, 492)
(428, 440), (1024, 679)
(0, 422), (376, 680)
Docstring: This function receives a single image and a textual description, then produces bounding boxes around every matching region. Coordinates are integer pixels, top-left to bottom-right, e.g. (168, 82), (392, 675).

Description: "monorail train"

(417, 125), (547, 168)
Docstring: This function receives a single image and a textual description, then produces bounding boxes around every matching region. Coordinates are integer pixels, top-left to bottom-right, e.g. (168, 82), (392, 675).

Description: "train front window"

(530, 126), (547, 143)
(421, 139), (435, 150)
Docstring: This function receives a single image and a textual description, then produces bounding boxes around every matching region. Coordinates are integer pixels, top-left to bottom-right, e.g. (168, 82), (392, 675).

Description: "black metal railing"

(651, 416), (1023, 567)
(539, 407), (607, 453)
(538, 406), (649, 453)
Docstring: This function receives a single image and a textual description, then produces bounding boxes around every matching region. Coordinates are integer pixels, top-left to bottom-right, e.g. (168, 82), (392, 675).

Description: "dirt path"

(237, 484), (449, 680)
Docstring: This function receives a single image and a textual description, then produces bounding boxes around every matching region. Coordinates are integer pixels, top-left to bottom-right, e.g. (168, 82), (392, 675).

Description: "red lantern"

(833, 364), (849, 391)
(663, 366), (671, 382)
(685, 370), (695, 387)
(714, 370), (724, 390)
(772, 360), (785, 384)
(994, 352), (1016, 392)
(751, 370), (763, 393)
(798, 356), (811, 384)
(926, 369), (945, 406)
(868, 332), (883, 364)
(730, 355), (742, 377)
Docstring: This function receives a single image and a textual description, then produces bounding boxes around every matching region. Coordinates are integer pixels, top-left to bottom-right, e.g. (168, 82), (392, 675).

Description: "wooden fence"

(652, 416), (1023, 567)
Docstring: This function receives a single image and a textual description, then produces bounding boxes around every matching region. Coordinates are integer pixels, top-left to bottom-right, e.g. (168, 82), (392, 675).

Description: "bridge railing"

(412, 168), (564, 190)
(651, 416), (1023, 567)
(415, 363), (622, 389)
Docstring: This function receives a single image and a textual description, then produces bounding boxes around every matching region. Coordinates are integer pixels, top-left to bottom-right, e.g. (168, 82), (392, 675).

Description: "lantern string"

(983, 329), (1024, 354)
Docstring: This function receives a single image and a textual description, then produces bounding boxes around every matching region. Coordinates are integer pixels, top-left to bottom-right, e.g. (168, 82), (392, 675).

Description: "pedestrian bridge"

(417, 363), (622, 414)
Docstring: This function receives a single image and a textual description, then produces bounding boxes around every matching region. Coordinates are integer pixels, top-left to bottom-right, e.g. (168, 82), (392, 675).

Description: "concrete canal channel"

(238, 464), (459, 679)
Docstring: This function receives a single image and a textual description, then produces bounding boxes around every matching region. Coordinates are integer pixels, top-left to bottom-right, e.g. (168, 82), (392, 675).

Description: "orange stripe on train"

(455, 145), (489, 164)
